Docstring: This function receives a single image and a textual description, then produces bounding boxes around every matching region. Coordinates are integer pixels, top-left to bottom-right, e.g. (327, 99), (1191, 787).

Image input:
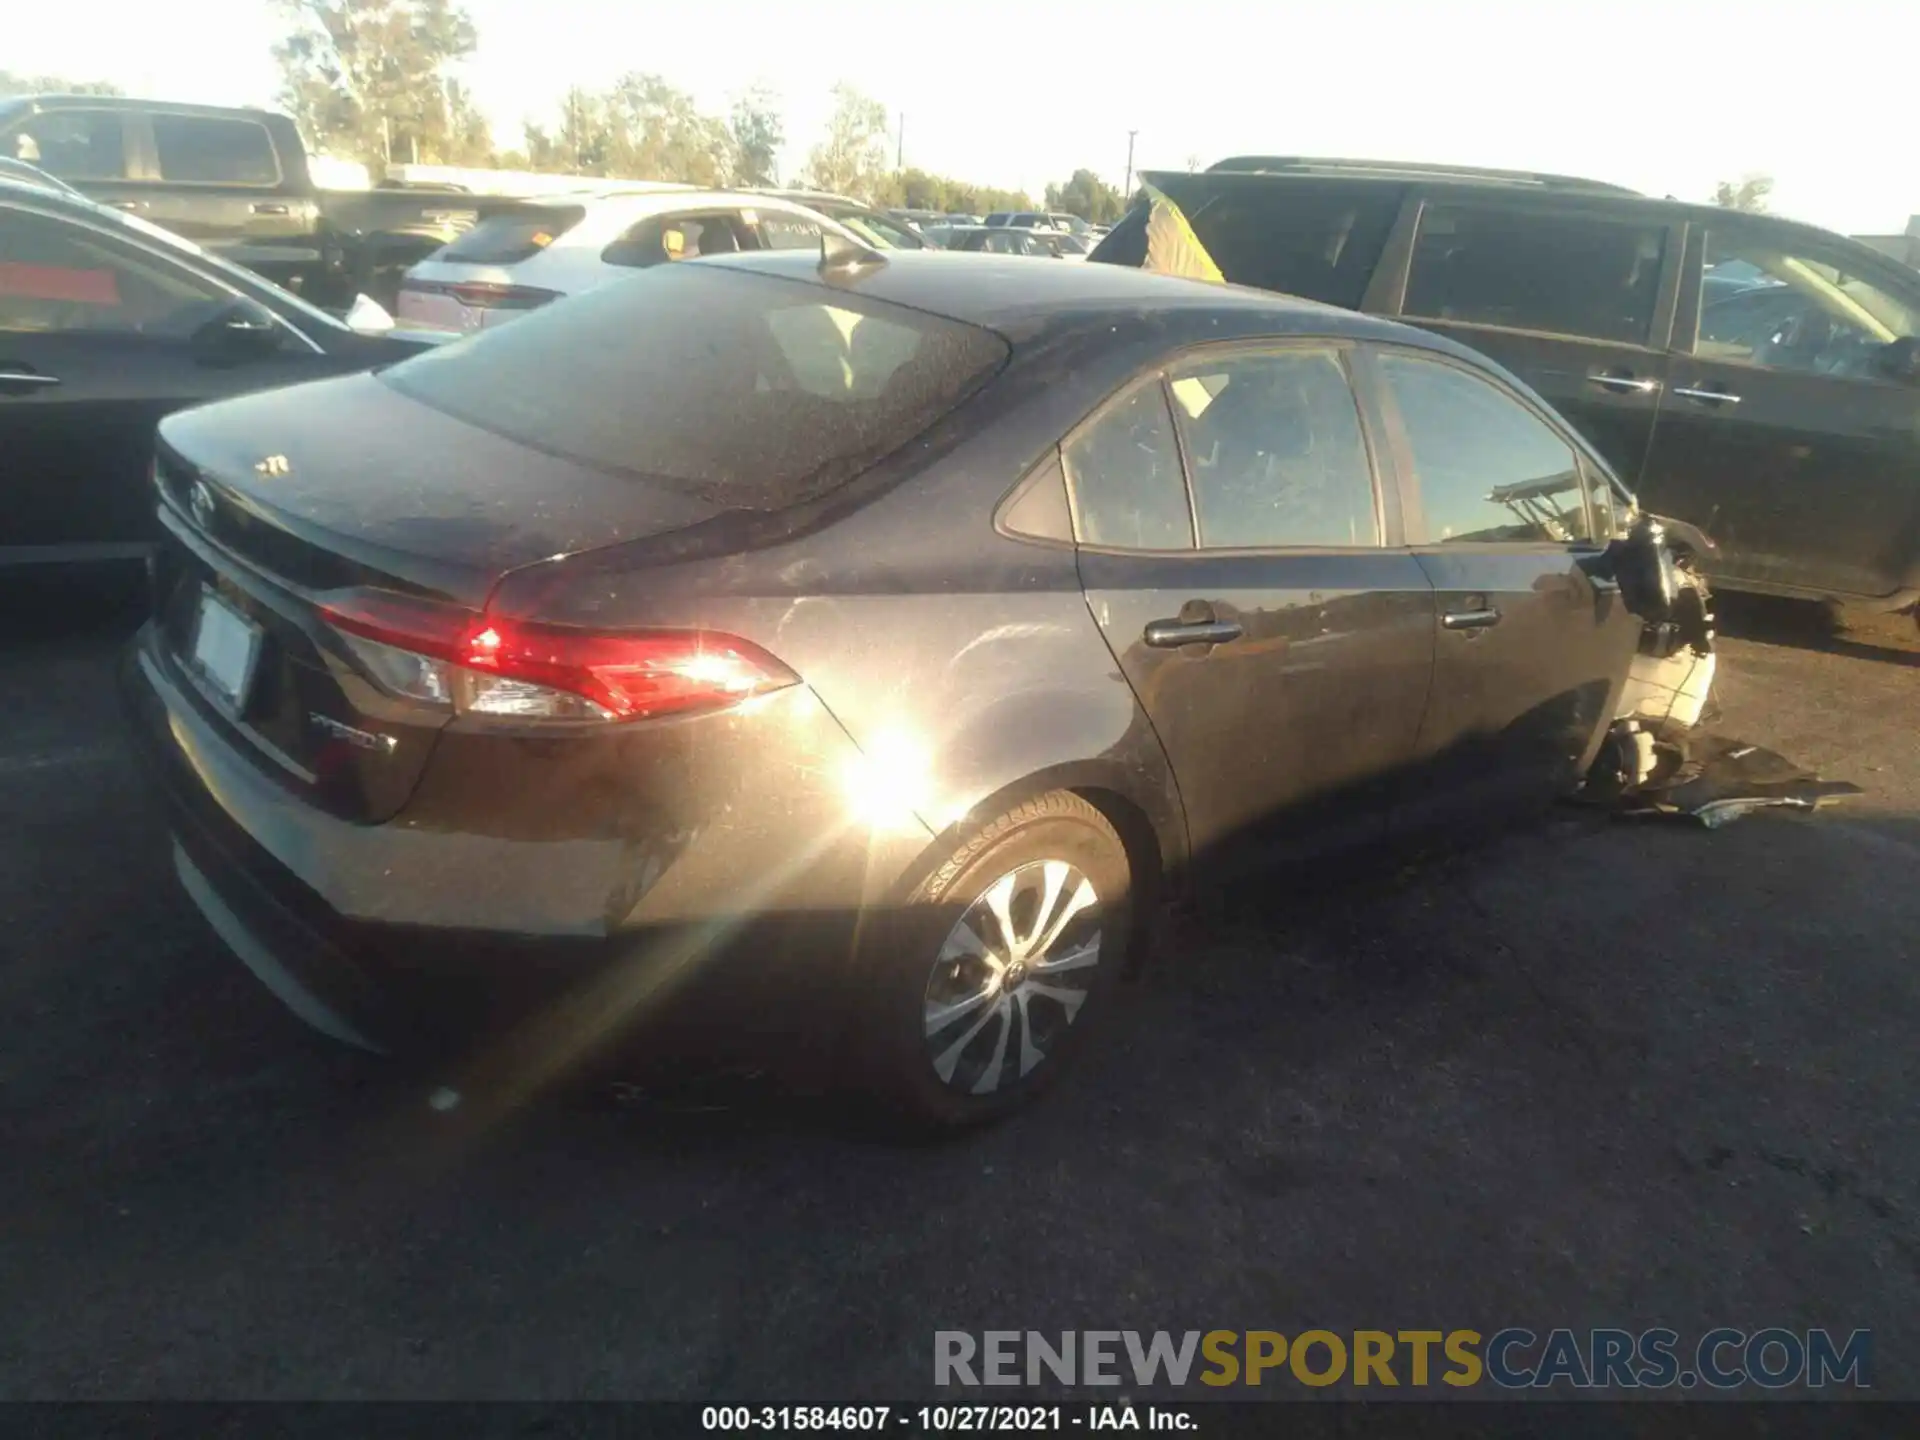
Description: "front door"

(1068, 346), (1435, 874)
(1364, 345), (1641, 834)
(0, 200), (323, 565)
(1637, 219), (1920, 600)
(1388, 195), (1682, 489)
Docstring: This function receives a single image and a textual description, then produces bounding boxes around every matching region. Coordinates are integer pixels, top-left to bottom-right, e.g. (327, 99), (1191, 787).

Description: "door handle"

(1144, 618), (1244, 648)
(1587, 372), (1659, 394)
(0, 368), (61, 391)
(108, 199), (142, 211)
(1441, 607), (1502, 630)
(1672, 386), (1742, 405)
(251, 202), (291, 215)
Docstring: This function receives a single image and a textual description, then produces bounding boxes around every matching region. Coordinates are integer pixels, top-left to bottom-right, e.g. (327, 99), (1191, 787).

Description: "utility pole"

(897, 112), (905, 171)
(1124, 129), (1137, 199)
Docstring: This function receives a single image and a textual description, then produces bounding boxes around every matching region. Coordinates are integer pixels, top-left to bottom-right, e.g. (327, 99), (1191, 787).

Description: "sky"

(11, 0), (1916, 235)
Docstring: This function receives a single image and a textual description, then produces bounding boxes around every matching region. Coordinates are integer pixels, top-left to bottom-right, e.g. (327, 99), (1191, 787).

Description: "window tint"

(381, 264), (1009, 510)
(1062, 381), (1193, 550)
(1405, 204), (1666, 345)
(601, 212), (749, 267)
(151, 115), (280, 186)
(442, 205), (585, 264)
(1169, 349), (1378, 548)
(1696, 228), (1920, 380)
(1379, 353), (1593, 545)
(1183, 184), (1397, 308)
(0, 205), (225, 336)
(7, 111), (126, 181)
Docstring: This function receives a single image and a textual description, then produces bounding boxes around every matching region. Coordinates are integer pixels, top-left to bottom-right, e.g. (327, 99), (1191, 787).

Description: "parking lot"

(0, 589), (1914, 1399)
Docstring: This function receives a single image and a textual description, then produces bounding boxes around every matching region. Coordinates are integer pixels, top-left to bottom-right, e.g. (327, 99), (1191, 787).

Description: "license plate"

(190, 588), (263, 709)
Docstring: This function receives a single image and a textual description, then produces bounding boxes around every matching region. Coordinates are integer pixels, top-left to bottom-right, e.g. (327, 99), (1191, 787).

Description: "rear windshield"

(439, 205), (585, 264)
(380, 263), (1010, 509)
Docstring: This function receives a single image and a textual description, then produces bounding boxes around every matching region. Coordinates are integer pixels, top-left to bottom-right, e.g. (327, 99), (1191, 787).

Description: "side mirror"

(343, 292), (396, 336)
(1874, 336), (1920, 384)
(1603, 514), (1679, 624)
(190, 299), (284, 366)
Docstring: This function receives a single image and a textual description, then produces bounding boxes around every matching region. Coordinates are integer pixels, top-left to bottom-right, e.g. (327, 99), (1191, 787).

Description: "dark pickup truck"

(0, 94), (523, 310)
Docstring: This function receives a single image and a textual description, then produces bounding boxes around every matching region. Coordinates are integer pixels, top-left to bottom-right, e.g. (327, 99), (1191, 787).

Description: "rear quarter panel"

(485, 325), (1209, 890)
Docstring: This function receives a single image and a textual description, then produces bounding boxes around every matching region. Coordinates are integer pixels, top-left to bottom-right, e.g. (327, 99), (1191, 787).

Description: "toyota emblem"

(189, 479), (216, 531)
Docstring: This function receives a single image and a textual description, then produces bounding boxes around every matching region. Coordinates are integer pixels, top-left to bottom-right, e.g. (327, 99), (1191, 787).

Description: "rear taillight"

(319, 591), (798, 723)
(398, 279), (560, 312)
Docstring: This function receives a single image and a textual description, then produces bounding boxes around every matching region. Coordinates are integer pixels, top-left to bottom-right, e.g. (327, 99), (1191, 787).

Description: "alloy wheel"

(921, 859), (1103, 1095)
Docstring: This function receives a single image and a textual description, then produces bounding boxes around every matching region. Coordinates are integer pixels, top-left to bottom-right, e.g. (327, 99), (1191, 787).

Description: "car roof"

(1144, 164), (1902, 256)
(702, 248), (1466, 348)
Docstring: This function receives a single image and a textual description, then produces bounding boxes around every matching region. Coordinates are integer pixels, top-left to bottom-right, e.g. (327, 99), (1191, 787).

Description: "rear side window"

(1182, 184), (1398, 308)
(1404, 204), (1667, 345)
(601, 212), (751, 267)
(1062, 381), (1193, 550)
(1378, 352), (1593, 545)
(381, 264), (1009, 510)
(7, 110), (127, 181)
(441, 205), (586, 264)
(152, 115), (280, 186)
(1169, 349), (1379, 548)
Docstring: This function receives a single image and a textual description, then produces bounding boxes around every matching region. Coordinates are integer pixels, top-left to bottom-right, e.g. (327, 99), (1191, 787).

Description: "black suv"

(1092, 158), (1920, 616)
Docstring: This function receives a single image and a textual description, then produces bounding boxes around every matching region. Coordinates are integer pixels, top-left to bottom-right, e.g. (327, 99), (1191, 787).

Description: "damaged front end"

(1582, 512), (1862, 824)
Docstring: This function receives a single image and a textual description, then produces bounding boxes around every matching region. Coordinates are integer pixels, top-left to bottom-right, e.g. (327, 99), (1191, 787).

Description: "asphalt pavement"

(2, 584), (1917, 1400)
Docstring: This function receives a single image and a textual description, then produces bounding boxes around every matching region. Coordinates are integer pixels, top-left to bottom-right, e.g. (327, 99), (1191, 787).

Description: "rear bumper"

(120, 623), (933, 1054)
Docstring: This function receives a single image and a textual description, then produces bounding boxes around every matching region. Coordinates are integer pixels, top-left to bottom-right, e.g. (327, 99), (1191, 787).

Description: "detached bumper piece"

(1582, 730), (1863, 829)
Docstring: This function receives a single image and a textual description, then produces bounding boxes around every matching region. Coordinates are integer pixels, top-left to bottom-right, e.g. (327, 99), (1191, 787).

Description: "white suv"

(396, 187), (861, 334)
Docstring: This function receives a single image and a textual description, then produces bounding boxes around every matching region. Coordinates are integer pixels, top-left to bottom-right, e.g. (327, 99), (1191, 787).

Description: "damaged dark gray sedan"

(120, 242), (1711, 1130)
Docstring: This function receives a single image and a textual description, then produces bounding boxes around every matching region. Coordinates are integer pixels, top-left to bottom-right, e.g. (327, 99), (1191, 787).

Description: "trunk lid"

(152, 373), (725, 824)
(156, 371), (725, 611)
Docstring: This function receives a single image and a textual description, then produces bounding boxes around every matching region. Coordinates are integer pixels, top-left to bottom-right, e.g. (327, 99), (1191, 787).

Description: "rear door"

(1637, 218), (1920, 600)
(0, 199), (330, 565)
(1382, 195), (1681, 488)
(1365, 344), (1639, 835)
(1071, 344), (1436, 873)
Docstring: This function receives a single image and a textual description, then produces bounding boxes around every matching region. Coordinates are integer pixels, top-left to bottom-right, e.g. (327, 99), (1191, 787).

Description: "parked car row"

(0, 93), (540, 311)
(1091, 156), (1920, 613)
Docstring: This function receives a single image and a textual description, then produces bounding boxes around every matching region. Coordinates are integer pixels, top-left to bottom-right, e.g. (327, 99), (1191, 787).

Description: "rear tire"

(852, 792), (1132, 1134)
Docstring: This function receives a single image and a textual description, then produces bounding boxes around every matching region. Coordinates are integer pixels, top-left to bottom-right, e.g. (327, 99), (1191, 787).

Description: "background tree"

(730, 86), (784, 187)
(1043, 168), (1125, 222)
(802, 83), (889, 199)
(521, 76), (732, 184)
(271, 0), (485, 167)
(0, 71), (123, 97)
(1712, 173), (1774, 213)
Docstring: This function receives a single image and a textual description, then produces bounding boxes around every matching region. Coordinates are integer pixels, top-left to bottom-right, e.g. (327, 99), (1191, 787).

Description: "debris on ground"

(1581, 726), (1864, 828)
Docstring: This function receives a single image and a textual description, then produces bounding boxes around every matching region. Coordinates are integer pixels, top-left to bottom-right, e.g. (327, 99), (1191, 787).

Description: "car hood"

(158, 370), (724, 608)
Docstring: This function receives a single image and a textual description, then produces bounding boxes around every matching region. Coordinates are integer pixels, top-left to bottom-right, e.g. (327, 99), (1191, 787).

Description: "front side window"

(1404, 203), (1667, 346)
(1062, 380), (1193, 550)
(1182, 183), (1399, 309)
(1168, 348), (1379, 548)
(381, 264), (1009, 510)
(1696, 227), (1920, 381)
(1378, 352), (1593, 545)
(0, 205), (225, 336)
(6, 110), (126, 181)
(151, 115), (280, 186)
(601, 212), (751, 267)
